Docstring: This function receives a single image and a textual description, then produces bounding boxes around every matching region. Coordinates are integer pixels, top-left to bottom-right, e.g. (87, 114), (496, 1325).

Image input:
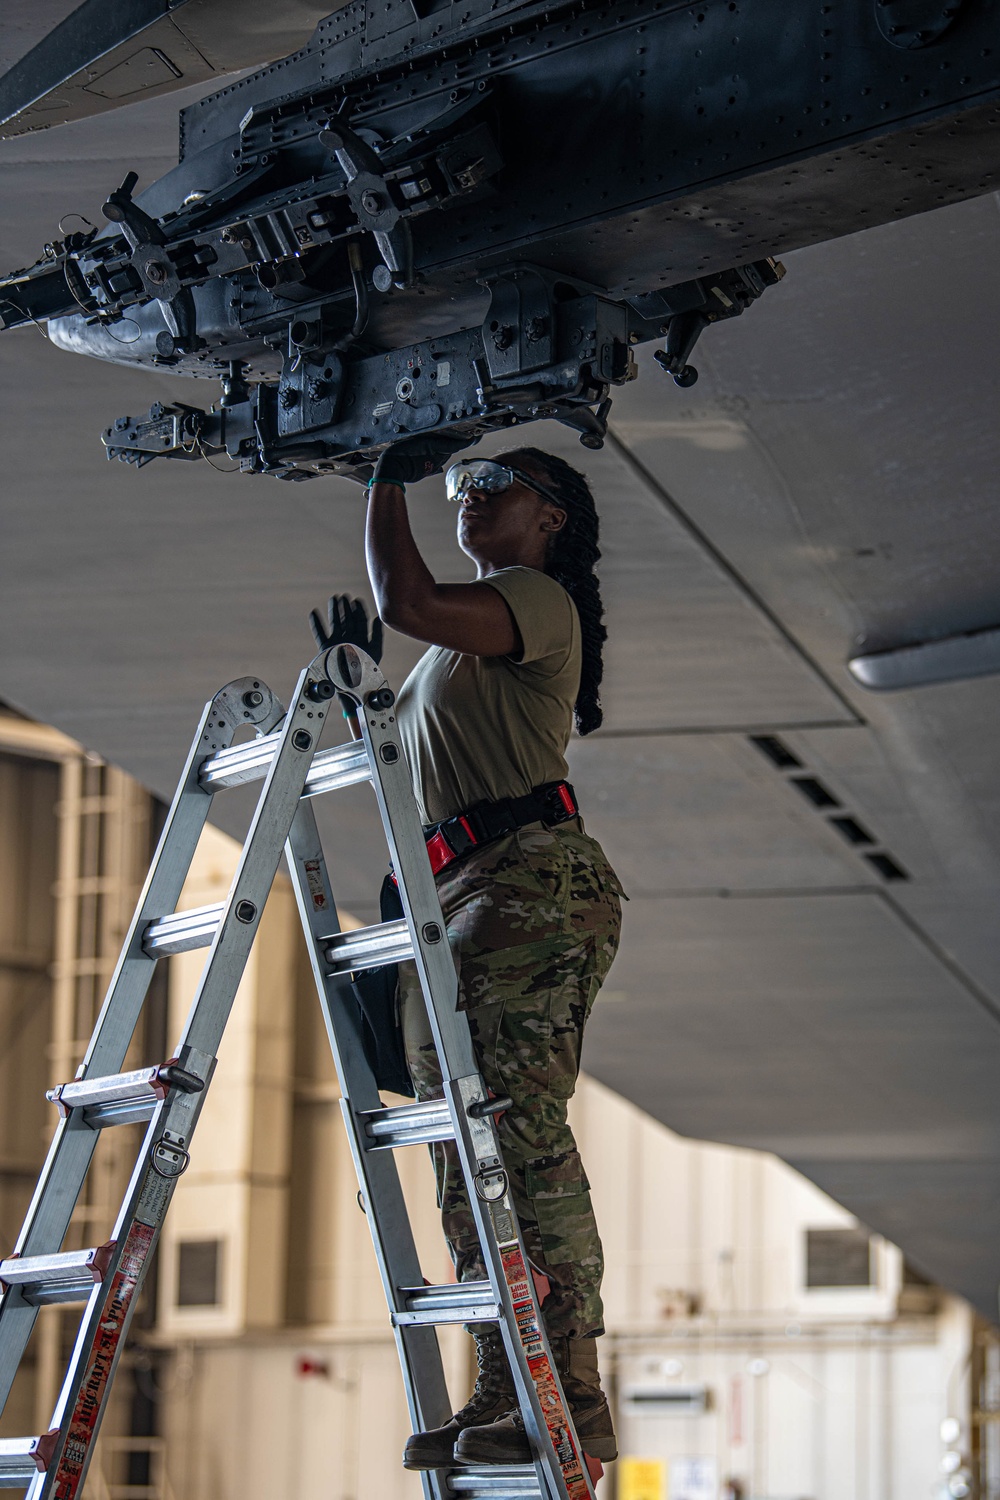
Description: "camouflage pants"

(399, 820), (623, 1339)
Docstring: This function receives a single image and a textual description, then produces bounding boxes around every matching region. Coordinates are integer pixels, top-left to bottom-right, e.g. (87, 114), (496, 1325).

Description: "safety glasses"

(445, 459), (562, 508)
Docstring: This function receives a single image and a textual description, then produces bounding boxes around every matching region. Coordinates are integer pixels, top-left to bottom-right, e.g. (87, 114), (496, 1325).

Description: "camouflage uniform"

(399, 819), (624, 1339)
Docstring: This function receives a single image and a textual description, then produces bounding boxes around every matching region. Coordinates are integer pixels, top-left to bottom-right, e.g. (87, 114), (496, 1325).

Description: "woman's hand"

(371, 431), (471, 487)
(309, 593), (384, 662)
(308, 594), (385, 736)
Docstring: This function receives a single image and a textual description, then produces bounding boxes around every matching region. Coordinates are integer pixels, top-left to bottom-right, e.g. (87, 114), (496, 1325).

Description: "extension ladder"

(0, 646), (598, 1500)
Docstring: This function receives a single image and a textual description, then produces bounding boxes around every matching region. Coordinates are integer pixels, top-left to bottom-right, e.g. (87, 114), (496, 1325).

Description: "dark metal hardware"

(467, 1096), (513, 1119)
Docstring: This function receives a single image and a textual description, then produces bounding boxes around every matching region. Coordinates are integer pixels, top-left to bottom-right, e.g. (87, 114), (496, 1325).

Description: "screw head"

(243, 689), (264, 708)
(144, 261), (167, 284)
(360, 190), (383, 215)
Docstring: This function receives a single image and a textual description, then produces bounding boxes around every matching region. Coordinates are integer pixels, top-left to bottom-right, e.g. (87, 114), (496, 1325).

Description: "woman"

(363, 435), (624, 1469)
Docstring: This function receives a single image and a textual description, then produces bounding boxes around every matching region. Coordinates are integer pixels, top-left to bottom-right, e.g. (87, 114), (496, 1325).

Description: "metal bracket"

(101, 171), (201, 352)
(150, 1132), (190, 1179)
(319, 122), (414, 289)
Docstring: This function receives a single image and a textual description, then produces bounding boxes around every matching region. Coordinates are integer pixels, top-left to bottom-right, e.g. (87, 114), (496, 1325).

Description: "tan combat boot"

(403, 1325), (515, 1470)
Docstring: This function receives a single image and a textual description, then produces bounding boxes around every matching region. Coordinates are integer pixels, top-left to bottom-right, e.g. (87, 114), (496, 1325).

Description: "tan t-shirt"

(395, 566), (581, 826)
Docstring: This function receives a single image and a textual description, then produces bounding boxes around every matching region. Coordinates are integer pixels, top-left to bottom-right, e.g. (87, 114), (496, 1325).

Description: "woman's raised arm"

(365, 478), (520, 656)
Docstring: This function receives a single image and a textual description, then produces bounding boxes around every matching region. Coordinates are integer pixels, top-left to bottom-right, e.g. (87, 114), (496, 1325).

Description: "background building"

(1, 710), (996, 1500)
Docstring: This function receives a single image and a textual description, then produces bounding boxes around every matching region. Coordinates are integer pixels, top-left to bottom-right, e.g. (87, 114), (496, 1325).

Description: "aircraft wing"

(0, 0), (337, 139)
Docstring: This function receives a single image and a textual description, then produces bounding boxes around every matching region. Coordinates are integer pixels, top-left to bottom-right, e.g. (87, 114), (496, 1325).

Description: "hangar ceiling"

(1, 18), (999, 1318)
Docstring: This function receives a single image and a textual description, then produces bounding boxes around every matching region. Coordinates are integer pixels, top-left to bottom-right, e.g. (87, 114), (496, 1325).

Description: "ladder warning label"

(500, 1244), (590, 1500)
(49, 1221), (155, 1500)
(304, 859), (327, 910)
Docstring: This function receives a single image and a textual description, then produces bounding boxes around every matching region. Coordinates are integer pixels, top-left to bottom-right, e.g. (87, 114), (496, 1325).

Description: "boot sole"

(453, 1439), (532, 1466)
(452, 1440), (616, 1466)
(402, 1455), (456, 1471)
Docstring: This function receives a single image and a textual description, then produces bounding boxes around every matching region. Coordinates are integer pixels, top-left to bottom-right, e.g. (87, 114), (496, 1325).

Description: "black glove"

(309, 594), (384, 663)
(372, 430), (475, 487)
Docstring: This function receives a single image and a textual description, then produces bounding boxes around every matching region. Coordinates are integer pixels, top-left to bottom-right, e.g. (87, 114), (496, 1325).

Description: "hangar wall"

(0, 713), (995, 1500)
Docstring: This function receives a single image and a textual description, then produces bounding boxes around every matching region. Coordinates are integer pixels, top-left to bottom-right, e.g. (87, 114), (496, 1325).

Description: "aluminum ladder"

(0, 645), (597, 1500)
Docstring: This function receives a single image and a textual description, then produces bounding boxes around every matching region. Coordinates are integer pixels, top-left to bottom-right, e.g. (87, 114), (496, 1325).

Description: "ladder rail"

(325, 646), (596, 1500)
(0, 680), (278, 1416)
(79, 679), (282, 1082)
(342, 657), (476, 1082)
(284, 797), (454, 1500)
(27, 661), (334, 1500)
(173, 666), (333, 1059)
(27, 1044), (215, 1500)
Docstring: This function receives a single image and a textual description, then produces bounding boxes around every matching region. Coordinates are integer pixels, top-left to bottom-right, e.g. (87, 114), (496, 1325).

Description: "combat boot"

(551, 1336), (617, 1461)
(453, 1336), (616, 1466)
(403, 1325), (515, 1470)
(453, 1407), (531, 1465)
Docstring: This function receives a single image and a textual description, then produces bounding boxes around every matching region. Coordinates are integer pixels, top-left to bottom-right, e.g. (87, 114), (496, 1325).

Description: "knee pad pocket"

(524, 1149), (598, 1265)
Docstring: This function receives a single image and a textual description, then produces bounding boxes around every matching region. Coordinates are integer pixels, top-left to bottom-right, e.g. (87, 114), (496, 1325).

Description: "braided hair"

(499, 446), (607, 735)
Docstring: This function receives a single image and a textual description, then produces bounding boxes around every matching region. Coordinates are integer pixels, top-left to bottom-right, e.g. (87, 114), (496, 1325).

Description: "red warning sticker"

(500, 1245), (531, 1305)
(49, 1222), (155, 1500)
(499, 1242), (590, 1500)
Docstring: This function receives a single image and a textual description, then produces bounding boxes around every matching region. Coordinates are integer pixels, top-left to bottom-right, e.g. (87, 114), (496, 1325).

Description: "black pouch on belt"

(350, 871), (415, 1097)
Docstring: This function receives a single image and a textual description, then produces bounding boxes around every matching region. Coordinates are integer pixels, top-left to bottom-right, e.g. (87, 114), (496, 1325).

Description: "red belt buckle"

(425, 829), (454, 875)
(556, 783), (577, 817)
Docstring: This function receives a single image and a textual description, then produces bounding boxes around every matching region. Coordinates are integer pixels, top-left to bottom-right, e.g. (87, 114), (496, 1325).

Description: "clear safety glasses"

(444, 459), (561, 507)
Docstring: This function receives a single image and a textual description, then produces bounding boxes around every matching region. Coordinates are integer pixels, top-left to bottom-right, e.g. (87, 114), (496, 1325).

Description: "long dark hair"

(501, 446), (607, 735)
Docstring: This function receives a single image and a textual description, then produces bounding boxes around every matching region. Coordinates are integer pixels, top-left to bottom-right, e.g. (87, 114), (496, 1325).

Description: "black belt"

(423, 781), (579, 875)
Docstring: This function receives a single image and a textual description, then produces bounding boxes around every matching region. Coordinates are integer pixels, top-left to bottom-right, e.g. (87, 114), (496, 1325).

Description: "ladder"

(0, 645), (598, 1500)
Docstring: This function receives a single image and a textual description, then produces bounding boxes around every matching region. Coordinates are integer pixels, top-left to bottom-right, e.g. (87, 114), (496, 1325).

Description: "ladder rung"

(0, 1244), (114, 1306)
(304, 742), (374, 798)
(47, 1062), (203, 1128)
(324, 918), (414, 974)
(142, 902), (224, 957)
(362, 1099), (455, 1150)
(393, 1281), (500, 1326)
(0, 1437), (54, 1484)
(447, 1469), (541, 1497)
(199, 736), (371, 796)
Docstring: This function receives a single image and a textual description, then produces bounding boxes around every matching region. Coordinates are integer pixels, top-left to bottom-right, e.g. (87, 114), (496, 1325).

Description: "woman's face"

(455, 464), (566, 570)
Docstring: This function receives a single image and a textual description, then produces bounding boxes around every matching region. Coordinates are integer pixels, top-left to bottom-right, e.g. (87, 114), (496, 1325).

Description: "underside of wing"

(0, 0), (339, 139)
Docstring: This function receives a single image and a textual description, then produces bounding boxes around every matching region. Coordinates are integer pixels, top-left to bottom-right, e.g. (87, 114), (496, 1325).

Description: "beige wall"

(0, 728), (60, 1442)
(0, 713), (156, 1489)
(574, 1075), (971, 1499)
